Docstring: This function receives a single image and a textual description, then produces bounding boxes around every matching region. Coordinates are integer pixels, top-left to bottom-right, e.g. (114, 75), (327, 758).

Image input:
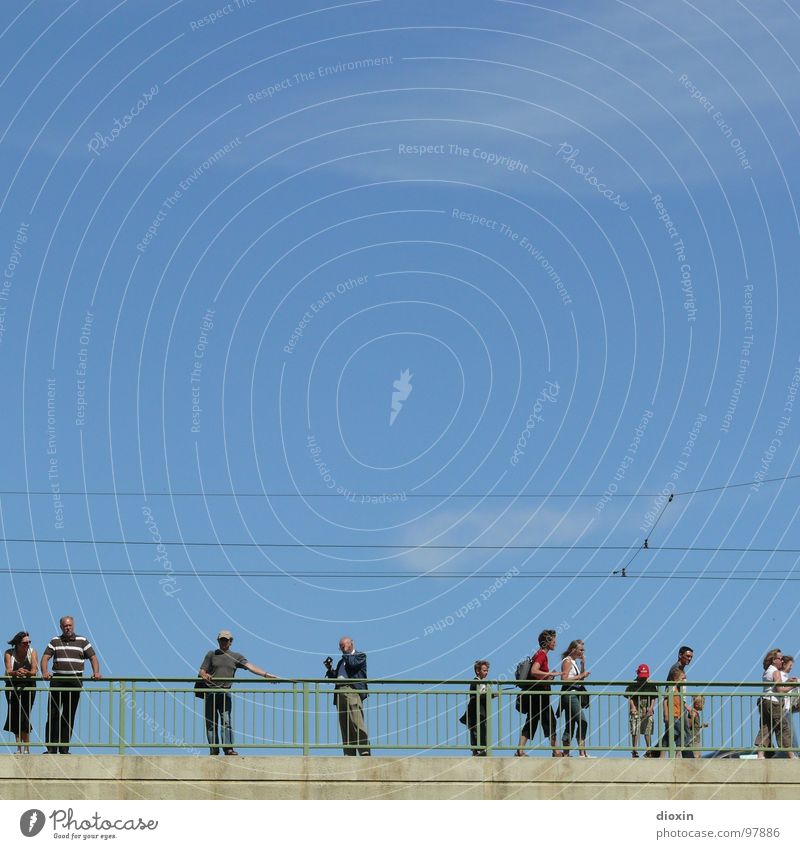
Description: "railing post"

(118, 681), (126, 755)
(485, 682), (494, 757)
(302, 680), (310, 756)
(667, 684), (676, 758)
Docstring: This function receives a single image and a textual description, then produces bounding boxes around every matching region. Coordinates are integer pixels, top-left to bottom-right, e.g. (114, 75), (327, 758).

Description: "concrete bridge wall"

(1, 756), (797, 800)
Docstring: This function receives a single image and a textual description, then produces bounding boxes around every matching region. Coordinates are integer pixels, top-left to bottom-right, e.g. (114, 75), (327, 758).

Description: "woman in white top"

(755, 648), (795, 759)
(560, 639), (591, 757)
(780, 655), (799, 750)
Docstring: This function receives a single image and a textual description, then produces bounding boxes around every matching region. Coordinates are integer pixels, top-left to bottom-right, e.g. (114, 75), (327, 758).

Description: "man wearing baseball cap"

(198, 630), (277, 755)
(625, 663), (657, 758)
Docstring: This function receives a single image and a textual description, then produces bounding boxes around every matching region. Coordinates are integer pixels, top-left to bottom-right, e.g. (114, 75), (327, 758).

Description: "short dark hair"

(474, 659), (490, 673)
(538, 629), (557, 648)
(678, 646), (694, 656)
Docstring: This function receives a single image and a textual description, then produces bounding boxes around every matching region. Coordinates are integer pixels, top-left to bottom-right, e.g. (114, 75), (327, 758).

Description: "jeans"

(660, 717), (691, 757)
(204, 691), (233, 754)
(561, 694), (588, 749)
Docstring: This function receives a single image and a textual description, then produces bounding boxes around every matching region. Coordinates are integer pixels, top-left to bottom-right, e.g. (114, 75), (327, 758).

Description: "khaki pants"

(755, 699), (792, 750)
(335, 688), (370, 755)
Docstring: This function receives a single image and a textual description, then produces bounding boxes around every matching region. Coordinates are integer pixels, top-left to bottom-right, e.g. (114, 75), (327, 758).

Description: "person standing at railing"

(515, 629), (561, 757)
(559, 640), (591, 757)
(40, 616), (101, 754)
(667, 645), (699, 735)
(3, 631), (38, 754)
(755, 648), (796, 759)
(324, 636), (370, 756)
(459, 659), (494, 756)
(199, 629), (278, 756)
(625, 663), (657, 758)
(659, 668), (691, 757)
(780, 656), (800, 749)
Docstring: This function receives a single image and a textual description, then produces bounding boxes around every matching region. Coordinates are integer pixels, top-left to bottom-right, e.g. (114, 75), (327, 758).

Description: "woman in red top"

(515, 629), (562, 757)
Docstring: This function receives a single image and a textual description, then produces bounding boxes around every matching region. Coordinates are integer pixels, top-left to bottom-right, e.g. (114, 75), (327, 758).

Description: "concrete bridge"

(1, 756), (796, 800)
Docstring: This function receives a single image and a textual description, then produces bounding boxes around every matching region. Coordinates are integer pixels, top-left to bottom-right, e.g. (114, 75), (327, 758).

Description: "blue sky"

(1, 0), (800, 708)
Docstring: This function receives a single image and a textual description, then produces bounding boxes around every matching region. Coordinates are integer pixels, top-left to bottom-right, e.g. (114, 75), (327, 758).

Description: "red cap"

(636, 664), (650, 678)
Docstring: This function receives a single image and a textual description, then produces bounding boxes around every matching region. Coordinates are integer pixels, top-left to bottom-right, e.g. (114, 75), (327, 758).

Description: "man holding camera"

(324, 636), (370, 756)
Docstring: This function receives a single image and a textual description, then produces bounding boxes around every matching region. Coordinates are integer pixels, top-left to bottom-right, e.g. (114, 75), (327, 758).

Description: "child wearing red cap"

(625, 663), (657, 757)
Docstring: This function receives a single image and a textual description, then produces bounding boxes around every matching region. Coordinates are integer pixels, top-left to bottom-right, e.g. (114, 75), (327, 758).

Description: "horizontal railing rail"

(2, 679), (797, 757)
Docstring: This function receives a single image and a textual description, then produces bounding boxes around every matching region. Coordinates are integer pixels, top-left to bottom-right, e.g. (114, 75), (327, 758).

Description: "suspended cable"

(2, 537), (800, 553)
(0, 472), (797, 499)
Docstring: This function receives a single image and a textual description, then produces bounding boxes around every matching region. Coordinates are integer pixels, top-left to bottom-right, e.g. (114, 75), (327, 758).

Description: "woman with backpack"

(515, 629), (562, 757)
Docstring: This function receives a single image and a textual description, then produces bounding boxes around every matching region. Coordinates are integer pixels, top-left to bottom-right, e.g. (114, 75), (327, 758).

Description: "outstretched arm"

(244, 662), (278, 679)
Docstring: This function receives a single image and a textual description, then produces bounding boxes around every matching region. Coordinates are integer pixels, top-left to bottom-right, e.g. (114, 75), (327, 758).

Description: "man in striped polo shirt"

(41, 616), (102, 753)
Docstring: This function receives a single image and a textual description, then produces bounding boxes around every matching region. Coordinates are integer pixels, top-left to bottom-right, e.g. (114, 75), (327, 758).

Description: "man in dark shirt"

(625, 663), (658, 757)
(324, 636), (370, 756)
(667, 646), (695, 741)
(199, 629), (277, 755)
(40, 616), (101, 754)
(668, 646), (694, 680)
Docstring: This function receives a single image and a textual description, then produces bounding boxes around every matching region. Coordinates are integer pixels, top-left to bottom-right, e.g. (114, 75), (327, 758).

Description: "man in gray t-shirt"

(199, 630), (277, 755)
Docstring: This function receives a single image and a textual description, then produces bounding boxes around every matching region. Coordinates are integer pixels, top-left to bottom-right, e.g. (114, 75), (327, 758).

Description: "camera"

(323, 656), (333, 667)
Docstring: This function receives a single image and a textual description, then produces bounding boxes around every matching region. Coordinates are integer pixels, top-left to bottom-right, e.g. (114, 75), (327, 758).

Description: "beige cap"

(217, 630), (233, 641)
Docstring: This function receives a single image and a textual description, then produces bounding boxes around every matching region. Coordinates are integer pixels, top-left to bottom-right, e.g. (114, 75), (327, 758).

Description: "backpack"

(514, 657), (533, 712)
(515, 656), (532, 684)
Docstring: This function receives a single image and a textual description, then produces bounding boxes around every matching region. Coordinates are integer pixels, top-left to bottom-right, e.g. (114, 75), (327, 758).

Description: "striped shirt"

(42, 635), (96, 676)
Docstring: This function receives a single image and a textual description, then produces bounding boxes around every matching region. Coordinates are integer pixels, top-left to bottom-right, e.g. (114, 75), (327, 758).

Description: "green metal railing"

(1, 679), (797, 757)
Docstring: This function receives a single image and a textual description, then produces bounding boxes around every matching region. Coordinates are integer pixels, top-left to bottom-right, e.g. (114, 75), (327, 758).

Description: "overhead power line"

(1, 537), (800, 554)
(0, 472), (798, 499)
(0, 568), (798, 581)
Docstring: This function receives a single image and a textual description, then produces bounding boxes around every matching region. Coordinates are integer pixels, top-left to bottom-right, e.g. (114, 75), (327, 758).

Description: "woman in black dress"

(4, 631), (38, 753)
